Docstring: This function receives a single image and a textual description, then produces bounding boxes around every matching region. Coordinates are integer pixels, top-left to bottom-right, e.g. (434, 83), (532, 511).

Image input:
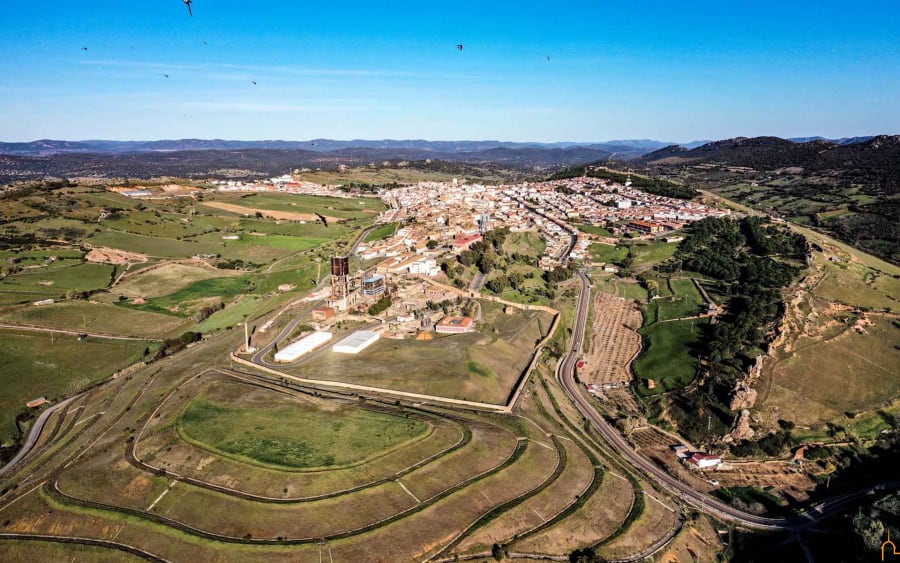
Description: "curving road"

(0, 394), (82, 477)
(557, 269), (898, 531)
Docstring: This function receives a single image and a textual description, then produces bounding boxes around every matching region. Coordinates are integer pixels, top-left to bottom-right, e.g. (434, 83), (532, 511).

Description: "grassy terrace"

(2, 301), (191, 338)
(178, 391), (429, 470)
(0, 329), (150, 444)
(134, 376), (477, 499)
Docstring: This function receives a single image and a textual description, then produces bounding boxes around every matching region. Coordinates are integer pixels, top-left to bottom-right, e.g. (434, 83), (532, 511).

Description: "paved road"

(249, 300), (325, 365)
(557, 269), (898, 530)
(0, 394), (82, 477)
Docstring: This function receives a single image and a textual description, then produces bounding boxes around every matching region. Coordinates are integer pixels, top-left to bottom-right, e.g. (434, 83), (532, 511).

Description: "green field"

(365, 222), (400, 242)
(1, 262), (115, 292)
(633, 318), (707, 395)
(229, 193), (386, 220)
(88, 230), (321, 263)
(502, 231), (547, 257)
(1, 301), (190, 338)
(124, 276), (252, 317)
(589, 243), (628, 264)
(761, 316), (900, 425)
(644, 278), (706, 323)
(196, 296), (263, 333)
(630, 241), (678, 266)
(113, 263), (244, 299)
(573, 223), (613, 237)
(178, 394), (428, 470)
(617, 281), (649, 301)
(813, 254), (898, 311)
(0, 329), (150, 444)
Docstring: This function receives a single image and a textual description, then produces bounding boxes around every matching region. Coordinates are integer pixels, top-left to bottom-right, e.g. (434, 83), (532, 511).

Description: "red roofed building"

(435, 316), (475, 334)
(686, 453), (722, 469)
(452, 233), (482, 250)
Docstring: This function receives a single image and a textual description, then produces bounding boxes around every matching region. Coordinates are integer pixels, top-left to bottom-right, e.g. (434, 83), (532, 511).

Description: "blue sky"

(2, 1), (898, 142)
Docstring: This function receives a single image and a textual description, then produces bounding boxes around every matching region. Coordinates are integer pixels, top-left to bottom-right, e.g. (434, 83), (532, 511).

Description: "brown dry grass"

(597, 486), (679, 561)
(454, 437), (595, 554)
(513, 468), (634, 553)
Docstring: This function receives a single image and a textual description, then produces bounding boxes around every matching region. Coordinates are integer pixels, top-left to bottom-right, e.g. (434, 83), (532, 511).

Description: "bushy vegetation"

(153, 331), (202, 360)
(368, 296), (392, 316)
(648, 217), (808, 442)
(456, 228), (511, 275)
(548, 166), (698, 199)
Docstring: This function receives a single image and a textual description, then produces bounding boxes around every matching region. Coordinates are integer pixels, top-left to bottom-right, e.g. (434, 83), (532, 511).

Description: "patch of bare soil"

(85, 246), (149, 264)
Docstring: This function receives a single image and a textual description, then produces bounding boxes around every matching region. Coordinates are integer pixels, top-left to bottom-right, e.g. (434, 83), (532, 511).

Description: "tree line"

(665, 216), (807, 446)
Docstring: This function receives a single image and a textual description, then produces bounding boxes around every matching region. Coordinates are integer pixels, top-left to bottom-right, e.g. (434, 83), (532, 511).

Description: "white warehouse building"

(333, 330), (380, 354)
(273, 331), (333, 362)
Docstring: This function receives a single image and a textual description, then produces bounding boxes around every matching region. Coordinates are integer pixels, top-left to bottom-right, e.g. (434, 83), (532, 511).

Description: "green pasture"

(178, 396), (427, 470)
(2, 301), (191, 338)
(589, 243), (628, 265)
(365, 222), (400, 242)
(0, 329), (151, 444)
(633, 318), (707, 395)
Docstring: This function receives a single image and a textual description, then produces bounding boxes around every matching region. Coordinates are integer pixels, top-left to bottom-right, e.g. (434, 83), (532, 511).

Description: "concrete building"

(408, 258), (440, 276)
(363, 274), (386, 296)
(333, 330), (380, 354)
(479, 213), (491, 233)
(435, 316), (475, 334)
(311, 306), (336, 321)
(274, 331), (333, 362)
(629, 220), (665, 234)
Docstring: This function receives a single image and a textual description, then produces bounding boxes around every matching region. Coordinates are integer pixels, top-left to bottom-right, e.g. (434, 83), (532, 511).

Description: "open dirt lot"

(85, 246), (148, 265)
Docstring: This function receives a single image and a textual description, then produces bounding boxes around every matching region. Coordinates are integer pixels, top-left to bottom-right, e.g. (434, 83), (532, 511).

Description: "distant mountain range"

(0, 135), (894, 185)
(0, 137), (875, 158)
(633, 135), (899, 174)
(627, 135), (900, 266)
(0, 138), (664, 158)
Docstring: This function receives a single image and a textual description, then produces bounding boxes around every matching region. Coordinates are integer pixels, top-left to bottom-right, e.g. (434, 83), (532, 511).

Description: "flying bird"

(456, 44), (463, 51)
(183, 0), (193, 17)
(81, 47), (88, 51)
(202, 41), (207, 46)
(547, 55), (551, 62)
(252, 81), (257, 85)
(163, 74), (169, 78)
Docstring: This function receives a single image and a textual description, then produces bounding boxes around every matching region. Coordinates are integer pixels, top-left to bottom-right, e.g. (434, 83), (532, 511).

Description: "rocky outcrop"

(732, 409), (755, 441)
(730, 382), (758, 410)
